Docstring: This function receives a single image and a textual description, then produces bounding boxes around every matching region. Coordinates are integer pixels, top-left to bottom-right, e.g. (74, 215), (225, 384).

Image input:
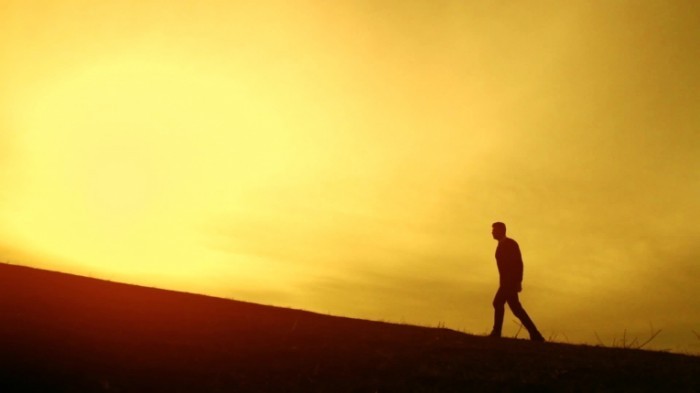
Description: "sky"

(1, 0), (699, 353)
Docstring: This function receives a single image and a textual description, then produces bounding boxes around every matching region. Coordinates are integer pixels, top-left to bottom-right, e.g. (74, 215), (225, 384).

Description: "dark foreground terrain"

(1, 263), (698, 392)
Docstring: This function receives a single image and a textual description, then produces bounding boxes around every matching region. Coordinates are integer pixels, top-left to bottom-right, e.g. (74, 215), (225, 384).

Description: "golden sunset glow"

(1, 1), (699, 352)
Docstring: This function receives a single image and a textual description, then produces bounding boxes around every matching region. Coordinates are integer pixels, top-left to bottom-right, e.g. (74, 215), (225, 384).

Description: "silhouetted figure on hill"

(489, 222), (544, 341)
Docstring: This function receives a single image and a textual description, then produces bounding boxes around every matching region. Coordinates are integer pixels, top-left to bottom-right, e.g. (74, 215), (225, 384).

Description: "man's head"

(491, 222), (506, 240)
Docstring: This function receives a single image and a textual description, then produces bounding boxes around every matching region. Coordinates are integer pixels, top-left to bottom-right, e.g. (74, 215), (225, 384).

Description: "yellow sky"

(1, 1), (699, 352)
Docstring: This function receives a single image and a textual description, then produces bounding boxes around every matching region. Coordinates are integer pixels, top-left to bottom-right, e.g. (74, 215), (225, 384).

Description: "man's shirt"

(495, 237), (524, 292)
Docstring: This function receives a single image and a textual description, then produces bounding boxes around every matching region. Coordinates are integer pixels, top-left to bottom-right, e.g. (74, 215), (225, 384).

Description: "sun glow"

(7, 56), (295, 282)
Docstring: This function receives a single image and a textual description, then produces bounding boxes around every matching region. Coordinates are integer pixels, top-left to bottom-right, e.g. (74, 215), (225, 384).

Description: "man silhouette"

(490, 222), (544, 341)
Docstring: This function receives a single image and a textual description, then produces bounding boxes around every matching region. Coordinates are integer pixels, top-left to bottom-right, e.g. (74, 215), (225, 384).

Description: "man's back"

(495, 237), (523, 292)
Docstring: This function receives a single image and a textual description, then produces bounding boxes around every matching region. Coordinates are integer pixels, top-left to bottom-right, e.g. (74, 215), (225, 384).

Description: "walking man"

(490, 222), (544, 341)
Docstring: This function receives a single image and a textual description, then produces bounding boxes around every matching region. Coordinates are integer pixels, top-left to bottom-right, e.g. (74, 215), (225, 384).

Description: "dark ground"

(1, 263), (698, 392)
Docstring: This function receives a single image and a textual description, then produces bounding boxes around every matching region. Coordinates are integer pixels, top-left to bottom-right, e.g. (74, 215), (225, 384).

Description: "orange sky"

(1, 0), (699, 353)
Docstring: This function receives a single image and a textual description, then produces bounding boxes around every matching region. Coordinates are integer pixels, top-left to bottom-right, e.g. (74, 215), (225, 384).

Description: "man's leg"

(491, 288), (507, 337)
(506, 293), (544, 341)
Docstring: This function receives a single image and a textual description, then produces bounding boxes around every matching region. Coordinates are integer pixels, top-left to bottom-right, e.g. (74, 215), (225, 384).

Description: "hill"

(1, 263), (698, 392)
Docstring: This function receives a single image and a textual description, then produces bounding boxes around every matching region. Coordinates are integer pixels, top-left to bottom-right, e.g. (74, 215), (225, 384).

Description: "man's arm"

(504, 240), (523, 292)
(513, 242), (523, 285)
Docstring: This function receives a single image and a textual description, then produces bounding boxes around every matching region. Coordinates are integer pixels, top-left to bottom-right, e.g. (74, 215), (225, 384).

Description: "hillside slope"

(1, 263), (698, 392)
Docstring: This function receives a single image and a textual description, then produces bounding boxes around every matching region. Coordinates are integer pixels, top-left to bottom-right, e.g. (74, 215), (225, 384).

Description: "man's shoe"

(530, 333), (545, 342)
